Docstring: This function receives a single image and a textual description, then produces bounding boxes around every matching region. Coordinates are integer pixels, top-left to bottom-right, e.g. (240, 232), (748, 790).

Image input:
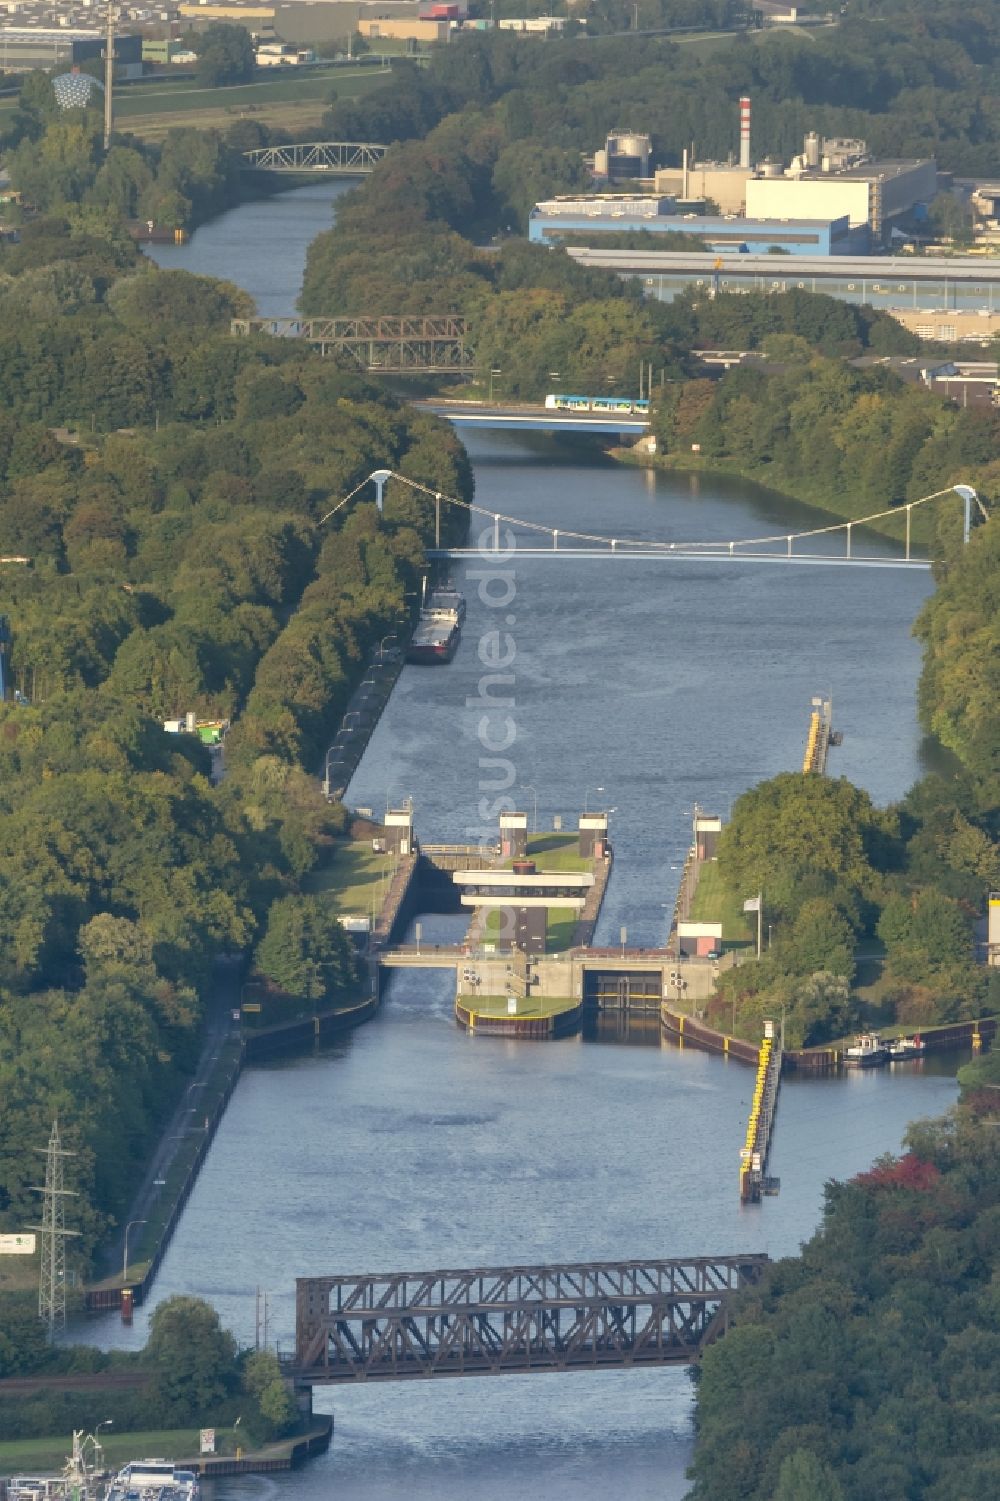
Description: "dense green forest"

(647, 321), (1000, 522)
(0, 215), (470, 1269)
(705, 762), (1000, 1047)
(689, 1055), (1000, 1497)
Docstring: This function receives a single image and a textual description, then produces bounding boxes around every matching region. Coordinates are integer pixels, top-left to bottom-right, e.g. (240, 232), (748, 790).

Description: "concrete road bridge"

(241, 142), (387, 174)
(288, 1256), (769, 1385)
(416, 399), (649, 435)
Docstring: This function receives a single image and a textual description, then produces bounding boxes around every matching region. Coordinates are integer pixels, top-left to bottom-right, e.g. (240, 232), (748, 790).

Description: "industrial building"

(528, 195), (864, 256)
(564, 245), (1000, 340)
(496, 14), (565, 31)
(652, 143), (936, 245)
(646, 104), (936, 244)
(361, 15), (448, 41)
(175, 0), (428, 47)
(746, 150), (937, 243)
(653, 161), (753, 215)
(0, 27), (142, 73)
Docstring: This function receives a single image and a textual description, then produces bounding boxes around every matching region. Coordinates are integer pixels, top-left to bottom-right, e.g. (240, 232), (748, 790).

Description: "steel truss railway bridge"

(241, 142), (387, 174)
(231, 316), (474, 375)
(288, 1256), (769, 1385)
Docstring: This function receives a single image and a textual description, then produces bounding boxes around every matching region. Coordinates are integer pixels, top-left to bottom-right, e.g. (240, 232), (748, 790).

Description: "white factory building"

(746, 135), (937, 240)
(650, 112), (936, 245)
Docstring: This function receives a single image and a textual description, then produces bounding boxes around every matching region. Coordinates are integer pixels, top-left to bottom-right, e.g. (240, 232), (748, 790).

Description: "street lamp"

(122, 1219), (147, 1286)
(520, 784), (538, 833)
(94, 1419), (113, 1471)
(584, 785), (605, 812)
(489, 367), (502, 402)
(378, 633), (397, 663)
(323, 745), (338, 799)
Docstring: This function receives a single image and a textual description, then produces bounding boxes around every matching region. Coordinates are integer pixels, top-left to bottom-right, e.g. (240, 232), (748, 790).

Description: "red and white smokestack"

(739, 96), (751, 170)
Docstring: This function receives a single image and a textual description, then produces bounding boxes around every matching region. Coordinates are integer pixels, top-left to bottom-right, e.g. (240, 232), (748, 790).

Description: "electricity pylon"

(29, 1119), (79, 1336)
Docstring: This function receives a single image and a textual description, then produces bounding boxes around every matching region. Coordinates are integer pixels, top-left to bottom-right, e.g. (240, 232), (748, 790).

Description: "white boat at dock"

(843, 1032), (889, 1067)
(105, 1460), (199, 1501)
(886, 1034), (927, 1061)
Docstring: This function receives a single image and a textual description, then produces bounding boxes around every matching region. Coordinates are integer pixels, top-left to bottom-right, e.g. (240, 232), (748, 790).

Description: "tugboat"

(843, 1032), (889, 1067)
(887, 1034), (927, 1062)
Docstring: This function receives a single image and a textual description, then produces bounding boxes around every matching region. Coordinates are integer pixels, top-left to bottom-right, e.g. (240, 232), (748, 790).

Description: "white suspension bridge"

(322, 474), (987, 570)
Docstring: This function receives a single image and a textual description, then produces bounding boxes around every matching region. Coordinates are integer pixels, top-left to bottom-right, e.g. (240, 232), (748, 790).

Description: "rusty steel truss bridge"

(289, 1256), (768, 1385)
(241, 142), (387, 174)
(230, 316), (475, 375)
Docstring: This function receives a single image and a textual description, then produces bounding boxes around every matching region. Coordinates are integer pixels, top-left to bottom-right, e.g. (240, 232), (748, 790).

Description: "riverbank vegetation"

(0, 1296), (296, 1442)
(647, 339), (1000, 530)
(0, 206), (469, 1294)
(688, 1062), (1000, 1497)
(704, 765), (999, 1047)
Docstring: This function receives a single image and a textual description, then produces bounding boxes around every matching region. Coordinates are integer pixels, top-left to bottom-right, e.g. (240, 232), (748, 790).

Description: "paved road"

(94, 959), (241, 1283)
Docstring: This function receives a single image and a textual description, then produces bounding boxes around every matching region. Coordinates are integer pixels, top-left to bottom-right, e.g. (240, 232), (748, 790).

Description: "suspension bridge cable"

(371, 473), (982, 556)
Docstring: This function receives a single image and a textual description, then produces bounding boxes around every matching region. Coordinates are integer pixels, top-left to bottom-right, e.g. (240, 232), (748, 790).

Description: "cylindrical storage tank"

(511, 859), (536, 875)
(607, 131), (651, 177)
(804, 131), (821, 168)
(762, 159), (783, 178)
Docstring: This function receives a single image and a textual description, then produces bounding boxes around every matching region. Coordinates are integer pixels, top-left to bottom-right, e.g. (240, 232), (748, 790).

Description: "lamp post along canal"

(123, 1218), (146, 1286)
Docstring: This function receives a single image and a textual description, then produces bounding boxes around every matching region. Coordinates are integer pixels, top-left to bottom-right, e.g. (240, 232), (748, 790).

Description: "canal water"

(119, 184), (963, 1500)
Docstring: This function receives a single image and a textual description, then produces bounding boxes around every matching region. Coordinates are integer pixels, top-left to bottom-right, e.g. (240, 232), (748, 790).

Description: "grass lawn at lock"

(689, 862), (755, 947)
(481, 906), (578, 952)
(0, 1429), (239, 1474)
(302, 839), (397, 919)
(521, 833), (592, 872)
(464, 995), (578, 1020)
(546, 908), (578, 950)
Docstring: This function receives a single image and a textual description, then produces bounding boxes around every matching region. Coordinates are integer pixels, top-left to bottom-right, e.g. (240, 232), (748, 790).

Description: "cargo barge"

(424, 587), (466, 625)
(406, 614), (460, 664)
